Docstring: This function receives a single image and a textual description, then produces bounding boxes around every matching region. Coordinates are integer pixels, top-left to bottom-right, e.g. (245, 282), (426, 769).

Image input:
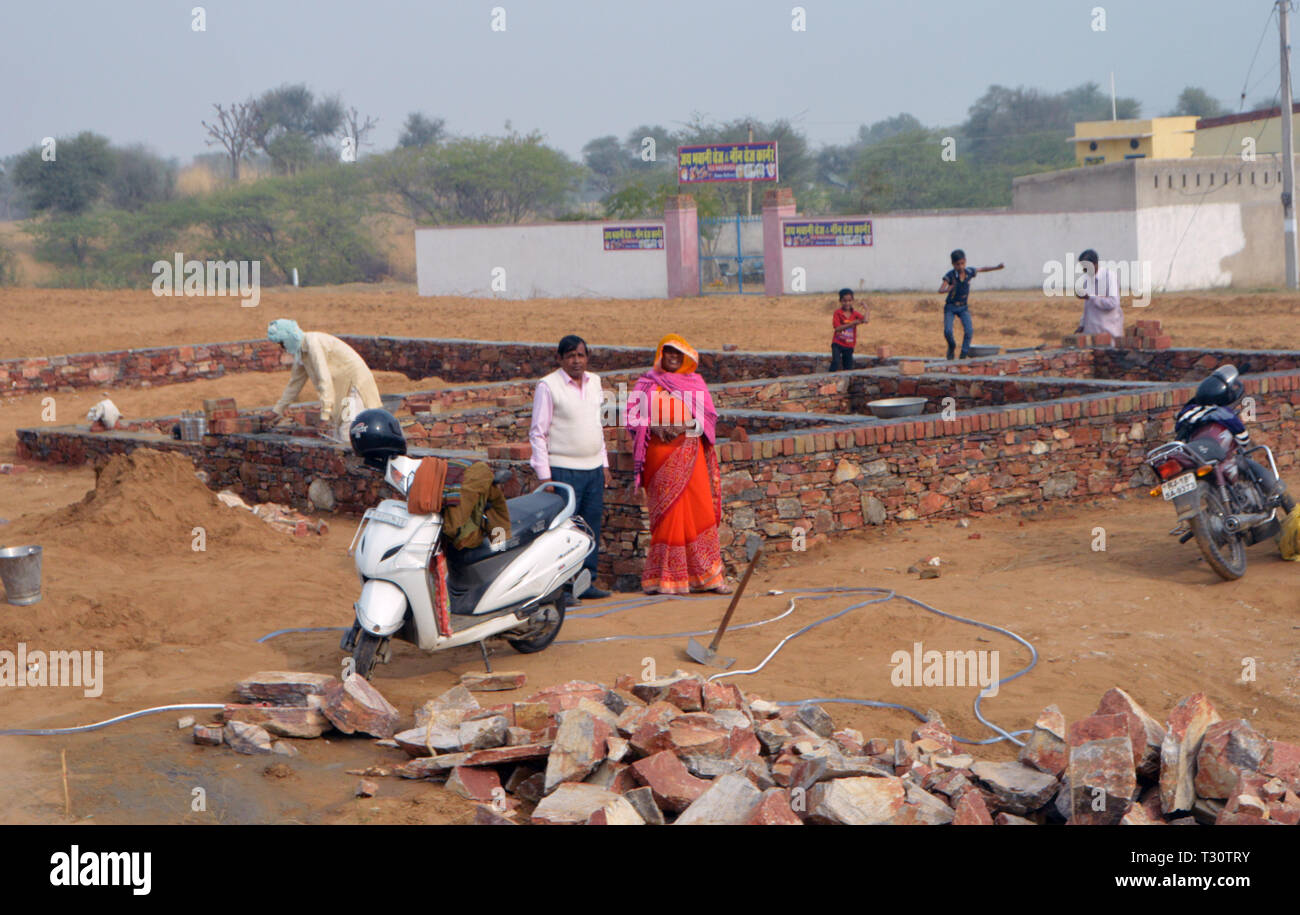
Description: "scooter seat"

(444, 489), (567, 567)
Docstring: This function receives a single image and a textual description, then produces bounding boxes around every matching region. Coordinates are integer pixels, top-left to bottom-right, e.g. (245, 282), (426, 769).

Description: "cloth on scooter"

(443, 461), (510, 551)
(1280, 506), (1300, 561)
(406, 456), (510, 550)
(407, 456), (450, 514)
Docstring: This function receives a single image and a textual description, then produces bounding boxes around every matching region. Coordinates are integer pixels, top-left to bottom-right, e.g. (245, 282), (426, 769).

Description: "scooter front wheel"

(352, 632), (384, 680)
(506, 600), (566, 654)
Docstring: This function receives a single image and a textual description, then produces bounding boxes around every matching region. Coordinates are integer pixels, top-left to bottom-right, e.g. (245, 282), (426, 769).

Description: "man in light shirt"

(1074, 248), (1124, 339)
(529, 335), (612, 600)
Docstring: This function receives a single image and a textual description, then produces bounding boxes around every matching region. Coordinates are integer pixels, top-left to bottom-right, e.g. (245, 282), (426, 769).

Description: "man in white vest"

(529, 335), (612, 599)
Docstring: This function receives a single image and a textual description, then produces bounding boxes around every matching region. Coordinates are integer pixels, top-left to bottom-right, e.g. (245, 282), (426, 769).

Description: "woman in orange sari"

(627, 335), (731, 595)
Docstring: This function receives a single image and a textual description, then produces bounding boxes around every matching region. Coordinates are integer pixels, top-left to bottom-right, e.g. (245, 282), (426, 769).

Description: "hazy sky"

(0, 0), (1282, 163)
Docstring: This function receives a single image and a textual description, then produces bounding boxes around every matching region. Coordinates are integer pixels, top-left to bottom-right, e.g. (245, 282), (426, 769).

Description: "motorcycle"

(340, 450), (594, 679)
(1144, 418), (1294, 581)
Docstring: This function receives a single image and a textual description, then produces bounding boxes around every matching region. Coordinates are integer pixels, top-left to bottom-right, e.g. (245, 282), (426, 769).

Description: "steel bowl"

(867, 397), (927, 418)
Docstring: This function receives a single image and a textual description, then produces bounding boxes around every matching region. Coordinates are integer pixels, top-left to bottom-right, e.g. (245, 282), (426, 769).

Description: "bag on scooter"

(406, 457), (510, 551)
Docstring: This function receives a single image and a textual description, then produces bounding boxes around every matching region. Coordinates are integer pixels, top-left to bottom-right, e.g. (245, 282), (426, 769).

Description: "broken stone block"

(586, 796), (645, 825)
(1018, 704), (1068, 777)
(224, 720), (274, 755)
(631, 674), (704, 712)
(952, 791), (994, 825)
(863, 737), (892, 757)
(795, 703), (835, 738)
(447, 766), (503, 803)
(833, 728), (865, 756)
(711, 708), (752, 732)
(512, 772), (547, 804)
(995, 812), (1035, 825)
(526, 680), (609, 715)
(628, 701), (683, 756)
(890, 782), (956, 825)
(396, 743), (553, 778)
(630, 750), (710, 813)
(624, 786), (666, 825)
(271, 741), (298, 757)
(807, 776), (907, 825)
(674, 773), (764, 825)
(460, 670), (527, 692)
(321, 674), (400, 739)
(415, 686), (480, 731)
(570, 698), (620, 730)
(459, 715), (509, 751)
(531, 783), (627, 825)
(474, 805), (518, 825)
(1194, 719), (1273, 800)
(933, 753), (974, 771)
(394, 724), (461, 757)
(701, 680), (745, 712)
(748, 698), (781, 719)
(512, 701), (552, 732)
(755, 719), (794, 756)
(894, 739), (917, 776)
(545, 709), (612, 793)
(969, 761), (1059, 816)
(682, 756), (745, 779)
(193, 723), (224, 746)
(1068, 735), (1137, 825)
(745, 788), (803, 825)
(236, 671), (340, 706)
(1095, 687), (1166, 780)
(912, 711), (955, 754)
(585, 760), (638, 794)
(1264, 739), (1300, 792)
(356, 779), (378, 798)
(605, 735), (630, 763)
(177, 715), (195, 729)
(222, 703), (332, 739)
(664, 715), (732, 758)
(1159, 692), (1222, 814)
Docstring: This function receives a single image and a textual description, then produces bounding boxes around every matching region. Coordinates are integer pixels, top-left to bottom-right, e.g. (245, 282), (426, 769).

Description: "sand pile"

(28, 449), (289, 556)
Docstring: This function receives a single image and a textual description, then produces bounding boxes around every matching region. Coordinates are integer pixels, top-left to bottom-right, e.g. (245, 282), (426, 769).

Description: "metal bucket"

(0, 544), (42, 606)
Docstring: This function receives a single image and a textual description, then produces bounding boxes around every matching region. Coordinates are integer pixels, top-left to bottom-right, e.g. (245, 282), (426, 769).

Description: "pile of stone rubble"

(194, 669), (1300, 825)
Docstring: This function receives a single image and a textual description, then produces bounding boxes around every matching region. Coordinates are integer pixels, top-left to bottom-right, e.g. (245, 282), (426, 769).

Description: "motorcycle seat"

(444, 489), (567, 567)
(1186, 437), (1227, 463)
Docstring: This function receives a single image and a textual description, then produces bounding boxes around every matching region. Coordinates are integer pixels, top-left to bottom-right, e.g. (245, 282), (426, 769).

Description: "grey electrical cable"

(0, 704), (226, 737)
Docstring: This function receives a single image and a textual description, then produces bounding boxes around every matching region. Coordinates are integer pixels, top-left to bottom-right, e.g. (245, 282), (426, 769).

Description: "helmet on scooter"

(349, 408), (406, 469)
(1193, 364), (1244, 407)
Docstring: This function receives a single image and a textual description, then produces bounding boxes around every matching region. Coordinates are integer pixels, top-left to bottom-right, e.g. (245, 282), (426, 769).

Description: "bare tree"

(202, 101), (257, 181)
(341, 106), (379, 161)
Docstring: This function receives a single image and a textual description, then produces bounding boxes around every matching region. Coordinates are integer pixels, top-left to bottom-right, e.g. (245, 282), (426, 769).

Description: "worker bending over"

(267, 319), (382, 438)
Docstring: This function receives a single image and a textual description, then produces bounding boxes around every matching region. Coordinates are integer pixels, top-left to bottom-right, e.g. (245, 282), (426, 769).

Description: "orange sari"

(642, 388), (725, 593)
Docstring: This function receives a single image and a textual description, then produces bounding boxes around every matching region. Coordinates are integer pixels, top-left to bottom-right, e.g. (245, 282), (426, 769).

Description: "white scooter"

(341, 426), (594, 679)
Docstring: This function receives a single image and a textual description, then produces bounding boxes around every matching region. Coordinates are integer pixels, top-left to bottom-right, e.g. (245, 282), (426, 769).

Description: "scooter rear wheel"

(507, 600), (566, 654)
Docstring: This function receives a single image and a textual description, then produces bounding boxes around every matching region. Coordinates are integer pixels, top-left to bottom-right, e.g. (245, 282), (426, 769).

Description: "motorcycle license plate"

(1161, 472), (1197, 501)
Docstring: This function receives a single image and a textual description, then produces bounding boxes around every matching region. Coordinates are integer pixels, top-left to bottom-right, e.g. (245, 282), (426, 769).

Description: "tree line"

(0, 80), (1245, 287)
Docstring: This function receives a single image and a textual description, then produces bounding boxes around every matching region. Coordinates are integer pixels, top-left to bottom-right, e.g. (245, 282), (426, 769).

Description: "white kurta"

(272, 332), (382, 426)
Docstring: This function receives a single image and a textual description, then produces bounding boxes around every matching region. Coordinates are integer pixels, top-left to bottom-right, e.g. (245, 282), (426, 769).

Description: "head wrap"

(267, 319), (305, 357)
(626, 334), (717, 489)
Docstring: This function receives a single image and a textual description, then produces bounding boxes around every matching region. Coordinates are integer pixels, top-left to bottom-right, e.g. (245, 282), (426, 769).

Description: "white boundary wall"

(415, 221), (668, 299)
(779, 210), (1140, 294)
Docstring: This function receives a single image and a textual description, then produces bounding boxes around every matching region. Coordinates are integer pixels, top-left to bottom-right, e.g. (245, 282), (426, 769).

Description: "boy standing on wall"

(938, 250), (1004, 359)
(830, 288), (868, 371)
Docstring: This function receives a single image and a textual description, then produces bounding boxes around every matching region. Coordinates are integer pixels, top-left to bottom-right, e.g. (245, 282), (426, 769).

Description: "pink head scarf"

(627, 334), (718, 489)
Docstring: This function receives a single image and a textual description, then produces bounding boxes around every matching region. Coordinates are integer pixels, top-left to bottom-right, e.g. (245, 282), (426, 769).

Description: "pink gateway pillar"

(663, 195), (699, 297)
(762, 188), (796, 296)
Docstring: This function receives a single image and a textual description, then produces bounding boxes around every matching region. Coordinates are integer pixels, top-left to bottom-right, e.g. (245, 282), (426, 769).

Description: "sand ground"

(0, 286), (1298, 824)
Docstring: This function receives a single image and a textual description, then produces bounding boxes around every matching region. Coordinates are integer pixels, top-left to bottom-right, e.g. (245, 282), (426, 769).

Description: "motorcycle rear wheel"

(507, 600), (566, 654)
(1192, 488), (1247, 581)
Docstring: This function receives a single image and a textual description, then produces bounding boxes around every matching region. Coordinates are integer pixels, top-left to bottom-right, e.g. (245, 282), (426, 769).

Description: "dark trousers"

(549, 466), (603, 579)
(830, 343), (855, 372)
(944, 304), (974, 359)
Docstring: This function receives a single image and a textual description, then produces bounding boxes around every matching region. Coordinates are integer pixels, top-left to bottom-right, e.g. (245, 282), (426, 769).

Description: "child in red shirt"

(830, 288), (868, 371)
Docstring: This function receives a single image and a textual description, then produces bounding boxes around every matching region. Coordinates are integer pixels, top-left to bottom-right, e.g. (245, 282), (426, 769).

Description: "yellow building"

(1069, 117), (1198, 166)
(1193, 104), (1299, 157)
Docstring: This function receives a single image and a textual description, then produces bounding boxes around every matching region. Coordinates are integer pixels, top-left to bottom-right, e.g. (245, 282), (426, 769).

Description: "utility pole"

(1280, 0), (1298, 288)
(1110, 72), (1117, 120)
(746, 122), (754, 217)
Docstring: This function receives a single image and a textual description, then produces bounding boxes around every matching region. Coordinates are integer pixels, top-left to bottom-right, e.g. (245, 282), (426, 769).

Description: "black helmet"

(349, 408), (406, 469)
(1194, 364), (1244, 407)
